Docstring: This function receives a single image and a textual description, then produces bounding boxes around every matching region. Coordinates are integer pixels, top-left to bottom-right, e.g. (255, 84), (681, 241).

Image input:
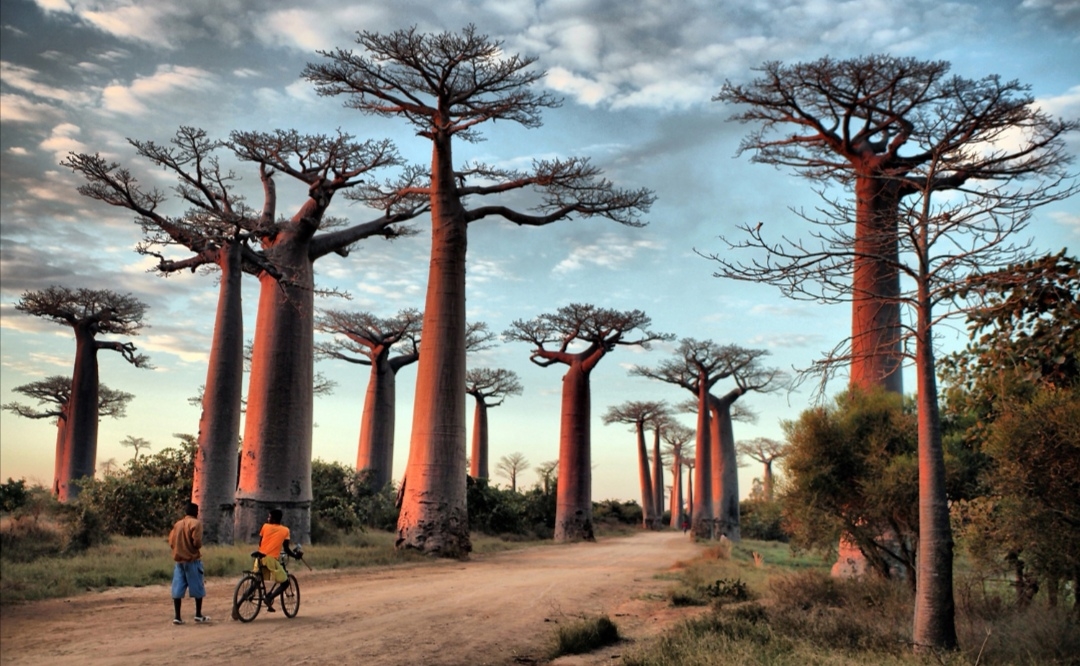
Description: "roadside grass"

(548, 614), (621, 659)
(626, 537), (1080, 666)
(0, 524), (539, 605)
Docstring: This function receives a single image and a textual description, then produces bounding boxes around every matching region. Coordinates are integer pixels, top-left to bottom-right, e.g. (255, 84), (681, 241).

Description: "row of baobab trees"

(7, 25), (1078, 654)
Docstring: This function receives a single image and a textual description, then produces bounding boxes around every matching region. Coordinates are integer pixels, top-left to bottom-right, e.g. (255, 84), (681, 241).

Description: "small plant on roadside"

(548, 614), (620, 658)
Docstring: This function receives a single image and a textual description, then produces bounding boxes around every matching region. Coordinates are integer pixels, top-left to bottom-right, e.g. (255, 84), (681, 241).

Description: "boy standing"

(169, 502), (210, 624)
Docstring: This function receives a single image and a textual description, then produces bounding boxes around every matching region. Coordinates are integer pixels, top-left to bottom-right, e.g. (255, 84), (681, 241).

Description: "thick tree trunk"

(469, 398), (489, 479)
(236, 238), (315, 544)
(60, 327), (99, 502)
(763, 461), (774, 502)
(912, 296), (958, 651)
(358, 354), (397, 490)
(669, 454), (683, 529)
(554, 363), (595, 542)
(851, 176), (903, 394)
(635, 422), (656, 529)
(397, 133), (471, 557)
(191, 242), (243, 544)
(691, 381), (713, 539)
(711, 390), (742, 540)
(686, 470), (694, 526)
(651, 427), (664, 525)
(52, 410), (67, 496)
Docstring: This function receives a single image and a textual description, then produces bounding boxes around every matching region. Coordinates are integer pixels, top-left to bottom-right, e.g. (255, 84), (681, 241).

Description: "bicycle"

(231, 548), (302, 622)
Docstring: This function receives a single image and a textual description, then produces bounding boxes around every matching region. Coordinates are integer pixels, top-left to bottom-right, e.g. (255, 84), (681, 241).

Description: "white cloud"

(553, 233), (662, 274)
(38, 123), (88, 163)
(0, 93), (63, 124)
(100, 65), (215, 116)
(0, 61), (84, 104)
(1049, 210), (1080, 236)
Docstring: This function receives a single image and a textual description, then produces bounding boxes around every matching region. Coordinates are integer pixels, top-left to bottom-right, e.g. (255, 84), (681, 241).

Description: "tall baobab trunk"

(358, 353), (398, 489)
(762, 460), (775, 502)
(469, 398), (489, 479)
(851, 176), (903, 394)
(691, 379), (713, 539)
(912, 268), (958, 650)
(52, 407), (68, 496)
(398, 133), (471, 556)
(60, 325), (100, 501)
(236, 236), (315, 543)
(669, 452), (683, 529)
(634, 421), (656, 529)
(555, 362), (594, 541)
(651, 426), (664, 524)
(710, 390), (742, 540)
(685, 465), (694, 526)
(191, 241), (244, 544)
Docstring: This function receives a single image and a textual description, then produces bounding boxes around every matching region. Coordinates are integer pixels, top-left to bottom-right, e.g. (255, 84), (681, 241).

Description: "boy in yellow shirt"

(256, 509), (302, 611)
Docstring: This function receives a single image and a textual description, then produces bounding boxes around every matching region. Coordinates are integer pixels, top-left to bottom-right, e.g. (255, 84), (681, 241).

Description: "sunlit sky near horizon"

(1, 0), (1078, 505)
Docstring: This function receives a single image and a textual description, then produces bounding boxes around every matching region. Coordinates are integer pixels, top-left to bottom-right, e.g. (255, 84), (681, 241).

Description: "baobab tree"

(316, 308), (423, 490)
(65, 127), (281, 543)
(633, 339), (779, 539)
(710, 92), (1076, 651)
(120, 436), (151, 461)
(737, 437), (788, 502)
(647, 410), (676, 521)
(506, 304), (671, 541)
(15, 287), (150, 501)
(662, 422), (695, 528)
(535, 459), (558, 495)
(3, 376), (132, 496)
(496, 452), (530, 493)
(716, 55), (1077, 397)
(306, 25), (654, 556)
(602, 400), (668, 529)
(466, 368), (523, 480)
(227, 129), (427, 543)
(632, 339), (727, 539)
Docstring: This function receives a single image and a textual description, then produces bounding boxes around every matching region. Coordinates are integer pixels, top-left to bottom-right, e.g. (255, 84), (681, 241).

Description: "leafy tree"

(76, 435), (196, 537)
(782, 388), (920, 584)
(505, 304), (671, 542)
(3, 376), (132, 496)
(0, 478), (29, 513)
(602, 400), (668, 529)
(15, 287), (150, 501)
(306, 26), (654, 557)
(308, 459), (400, 541)
(715, 59), (1077, 649)
(945, 252), (1080, 611)
(466, 368), (523, 480)
(495, 452), (530, 493)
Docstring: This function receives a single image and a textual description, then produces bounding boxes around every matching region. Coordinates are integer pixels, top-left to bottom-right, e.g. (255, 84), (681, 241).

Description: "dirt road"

(0, 532), (704, 666)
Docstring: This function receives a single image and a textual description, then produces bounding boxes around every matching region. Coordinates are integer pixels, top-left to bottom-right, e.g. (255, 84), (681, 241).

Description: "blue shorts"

(171, 561), (206, 599)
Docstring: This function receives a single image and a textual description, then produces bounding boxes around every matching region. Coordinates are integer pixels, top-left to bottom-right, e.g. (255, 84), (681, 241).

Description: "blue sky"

(1, 0), (1077, 503)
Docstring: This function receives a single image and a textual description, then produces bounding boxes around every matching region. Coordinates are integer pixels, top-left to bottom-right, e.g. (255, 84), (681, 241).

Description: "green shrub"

(739, 498), (788, 542)
(549, 615), (620, 658)
(0, 478), (29, 513)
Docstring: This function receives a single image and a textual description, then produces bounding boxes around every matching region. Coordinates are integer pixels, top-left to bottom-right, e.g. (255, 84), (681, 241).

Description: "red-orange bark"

(555, 361), (595, 541)
(397, 133), (471, 556)
(191, 240), (245, 544)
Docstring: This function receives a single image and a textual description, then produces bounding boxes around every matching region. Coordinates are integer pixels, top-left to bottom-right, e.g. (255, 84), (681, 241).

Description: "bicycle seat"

(251, 551), (266, 558)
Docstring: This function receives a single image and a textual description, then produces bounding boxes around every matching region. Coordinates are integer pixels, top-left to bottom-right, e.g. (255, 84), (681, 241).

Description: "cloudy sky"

(2, 0), (1078, 503)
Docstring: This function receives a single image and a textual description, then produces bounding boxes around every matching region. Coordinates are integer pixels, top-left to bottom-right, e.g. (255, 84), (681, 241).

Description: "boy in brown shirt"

(168, 502), (209, 624)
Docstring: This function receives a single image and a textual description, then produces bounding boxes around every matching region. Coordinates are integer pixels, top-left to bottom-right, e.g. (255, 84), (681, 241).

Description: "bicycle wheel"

(232, 573), (263, 622)
(281, 574), (300, 618)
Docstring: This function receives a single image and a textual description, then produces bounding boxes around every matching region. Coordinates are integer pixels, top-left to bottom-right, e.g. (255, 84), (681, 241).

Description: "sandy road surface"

(1, 532), (703, 666)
